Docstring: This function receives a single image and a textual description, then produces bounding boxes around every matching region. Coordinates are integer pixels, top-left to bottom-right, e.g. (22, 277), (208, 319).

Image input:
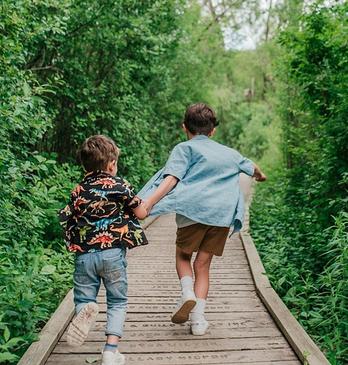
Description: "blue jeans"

(73, 247), (128, 337)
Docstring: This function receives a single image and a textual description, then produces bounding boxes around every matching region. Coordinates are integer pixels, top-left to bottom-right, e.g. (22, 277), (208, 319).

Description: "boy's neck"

(186, 132), (210, 140)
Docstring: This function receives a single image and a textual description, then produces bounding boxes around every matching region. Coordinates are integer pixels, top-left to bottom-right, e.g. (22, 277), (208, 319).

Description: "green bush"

(249, 5), (348, 363)
(277, 2), (348, 223)
(251, 170), (347, 364)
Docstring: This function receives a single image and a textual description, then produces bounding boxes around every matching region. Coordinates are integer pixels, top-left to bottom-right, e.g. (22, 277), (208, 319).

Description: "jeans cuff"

(105, 331), (123, 338)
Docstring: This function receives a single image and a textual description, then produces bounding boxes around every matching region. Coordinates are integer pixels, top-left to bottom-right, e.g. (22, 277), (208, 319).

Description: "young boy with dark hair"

(59, 135), (148, 365)
(139, 103), (266, 335)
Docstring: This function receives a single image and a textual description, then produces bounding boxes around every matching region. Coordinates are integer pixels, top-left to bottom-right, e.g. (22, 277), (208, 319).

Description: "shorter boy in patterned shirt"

(59, 135), (147, 365)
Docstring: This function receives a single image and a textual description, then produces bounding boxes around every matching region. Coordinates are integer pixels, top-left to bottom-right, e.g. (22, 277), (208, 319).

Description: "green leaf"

(34, 155), (46, 163)
(0, 352), (18, 362)
(5, 337), (25, 348)
(23, 82), (31, 97)
(40, 265), (56, 275)
(4, 326), (10, 342)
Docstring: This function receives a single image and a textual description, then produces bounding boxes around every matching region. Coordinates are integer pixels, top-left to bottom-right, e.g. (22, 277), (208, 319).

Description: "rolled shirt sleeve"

(162, 144), (191, 181)
(237, 153), (255, 176)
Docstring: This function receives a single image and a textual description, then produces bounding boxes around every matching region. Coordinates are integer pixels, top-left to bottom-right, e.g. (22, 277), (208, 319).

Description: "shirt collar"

(191, 134), (209, 141)
(84, 170), (113, 181)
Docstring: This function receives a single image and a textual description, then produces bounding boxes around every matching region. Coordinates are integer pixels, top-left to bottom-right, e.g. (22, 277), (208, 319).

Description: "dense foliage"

(1, 0), (346, 364)
(250, 3), (348, 364)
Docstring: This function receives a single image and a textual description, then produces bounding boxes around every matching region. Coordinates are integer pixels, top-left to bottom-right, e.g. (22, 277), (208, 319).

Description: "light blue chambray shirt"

(138, 135), (255, 232)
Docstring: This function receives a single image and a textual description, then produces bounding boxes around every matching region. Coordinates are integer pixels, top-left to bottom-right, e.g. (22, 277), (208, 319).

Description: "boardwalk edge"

(17, 215), (158, 365)
(240, 178), (330, 365)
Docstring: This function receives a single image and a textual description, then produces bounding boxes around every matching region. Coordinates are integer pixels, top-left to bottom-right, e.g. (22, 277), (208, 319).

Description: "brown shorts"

(176, 223), (230, 256)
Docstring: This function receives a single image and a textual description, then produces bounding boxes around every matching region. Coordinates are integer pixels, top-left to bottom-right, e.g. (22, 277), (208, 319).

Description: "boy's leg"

(193, 249), (214, 299)
(176, 246), (193, 279)
(171, 247), (196, 324)
(101, 248), (127, 365)
(191, 249), (214, 335)
(68, 254), (101, 346)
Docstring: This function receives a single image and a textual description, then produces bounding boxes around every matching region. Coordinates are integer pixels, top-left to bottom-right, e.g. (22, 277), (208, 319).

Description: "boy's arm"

(130, 198), (148, 220)
(143, 175), (178, 213)
(253, 163), (267, 181)
(118, 180), (149, 220)
(58, 195), (77, 247)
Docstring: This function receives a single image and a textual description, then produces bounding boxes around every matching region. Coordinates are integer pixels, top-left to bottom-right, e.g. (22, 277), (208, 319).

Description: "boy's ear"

(182, 123), (187, 132)
(209, 127), (216, 137)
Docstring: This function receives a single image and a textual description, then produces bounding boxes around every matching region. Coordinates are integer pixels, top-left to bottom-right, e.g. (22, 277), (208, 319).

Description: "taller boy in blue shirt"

(140, 103), (266, 335)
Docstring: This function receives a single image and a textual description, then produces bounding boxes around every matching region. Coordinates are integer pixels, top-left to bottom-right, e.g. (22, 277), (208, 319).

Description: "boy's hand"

(253, 164), (267, 182)
(255, 172), (267, 182)
(142, 200), (153, 214)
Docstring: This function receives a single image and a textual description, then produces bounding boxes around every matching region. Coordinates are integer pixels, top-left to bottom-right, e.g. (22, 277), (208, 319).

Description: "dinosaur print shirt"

(59, 171), (148, 254)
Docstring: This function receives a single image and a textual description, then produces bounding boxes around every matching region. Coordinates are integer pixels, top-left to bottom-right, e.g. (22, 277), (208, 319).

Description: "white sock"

(191, 298), (206, 322)
(180, 276), (193, 293)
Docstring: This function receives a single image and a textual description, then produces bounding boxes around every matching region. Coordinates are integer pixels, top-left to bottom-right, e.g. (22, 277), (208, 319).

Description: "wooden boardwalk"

(19, 178), (329, 365)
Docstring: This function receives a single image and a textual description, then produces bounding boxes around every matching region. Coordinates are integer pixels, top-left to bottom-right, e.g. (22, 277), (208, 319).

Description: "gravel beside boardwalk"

(45, 213), (300, 365)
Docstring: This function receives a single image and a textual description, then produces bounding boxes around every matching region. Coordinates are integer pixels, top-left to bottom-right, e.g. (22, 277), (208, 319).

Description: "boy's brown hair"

(78, 135), (119, 172)
(183, 103), (219, 135)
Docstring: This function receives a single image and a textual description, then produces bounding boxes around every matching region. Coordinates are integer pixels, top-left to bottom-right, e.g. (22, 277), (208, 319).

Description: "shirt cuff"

(128, 196), (142, 209)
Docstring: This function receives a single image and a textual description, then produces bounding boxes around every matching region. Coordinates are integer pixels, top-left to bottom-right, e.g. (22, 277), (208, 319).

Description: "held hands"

(140, 175), (178, 217)
(142, 200), (153, 215)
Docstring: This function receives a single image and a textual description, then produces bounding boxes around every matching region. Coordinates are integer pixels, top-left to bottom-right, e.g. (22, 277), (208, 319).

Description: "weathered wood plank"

(92, 316), (278, 331)
(102, 289), (257, 298)
(60, 326), (281, 341)
(46, 349), (299, 365)
(95, 311), (273, 322)
(54, 336), (290, 354)
(108, 284), (256, 291)
(97, 295), (259, 304)
(124, 277), (254, 285)
(97, 302), (265, 313)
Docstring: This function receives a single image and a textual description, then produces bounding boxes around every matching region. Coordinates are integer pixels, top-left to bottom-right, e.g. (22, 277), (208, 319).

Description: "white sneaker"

(191, 319), (209, 336)
(171, 290), (196, 324)
(67, 302), (99, 347)
(102, 350), (126, 365)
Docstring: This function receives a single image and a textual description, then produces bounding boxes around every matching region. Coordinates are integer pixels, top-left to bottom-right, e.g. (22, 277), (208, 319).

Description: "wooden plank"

(240, 233), (271, 289)
(46, 349), (299, 365)
(120, 271), (253, 278)
(97, 301), (265, 313)
(124, 277), (254, 285)
(17, 290), (74, 365)
(97, 295), (259, 304)
(95, 311), (274, 322)
(60, 326), (281, 341)
(127, 253), (247, 260)
(125, 264), (250, 270)
(92, 316), (278, 331)
(54, 336), (290, 353)
(98, 290), (257, 298)
(120, 284), (256, 292)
